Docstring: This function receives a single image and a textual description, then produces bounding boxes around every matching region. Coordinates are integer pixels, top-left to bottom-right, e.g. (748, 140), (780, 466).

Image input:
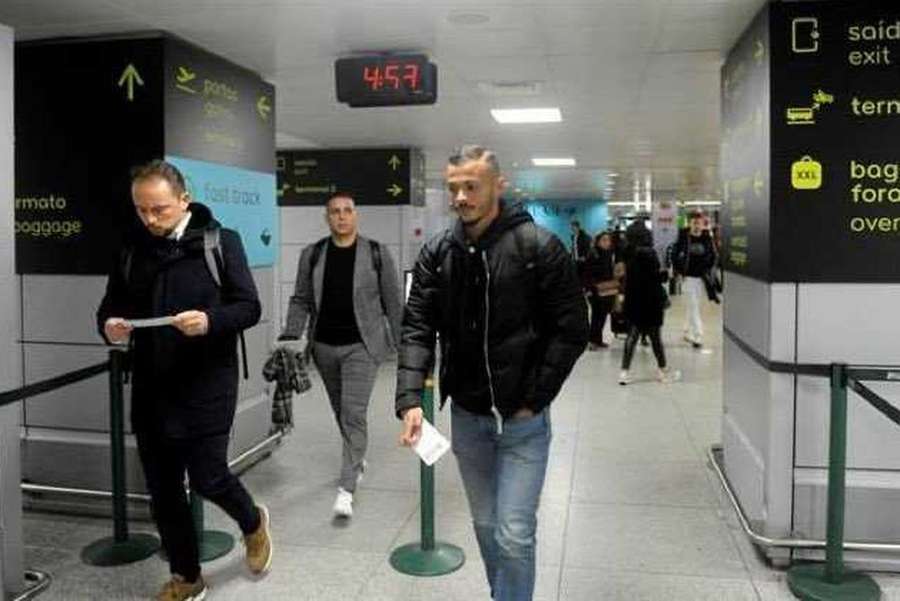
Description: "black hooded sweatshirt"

(96, 203), (261, 437)
(396, 201), (588, 419)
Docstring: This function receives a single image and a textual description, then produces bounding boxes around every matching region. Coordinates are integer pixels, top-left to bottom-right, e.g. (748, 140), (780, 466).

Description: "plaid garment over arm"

(262, 348), (312, 430)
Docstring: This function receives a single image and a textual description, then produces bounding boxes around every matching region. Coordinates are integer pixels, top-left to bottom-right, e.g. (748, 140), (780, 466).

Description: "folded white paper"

(412, 419), (451, 466)
(126, 316), (176, 329)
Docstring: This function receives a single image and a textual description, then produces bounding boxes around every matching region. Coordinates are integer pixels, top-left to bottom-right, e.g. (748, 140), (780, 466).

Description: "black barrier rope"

(723, 328), (831, 377)
(0, 360), (110, 408)
(849, 379), (900, 429)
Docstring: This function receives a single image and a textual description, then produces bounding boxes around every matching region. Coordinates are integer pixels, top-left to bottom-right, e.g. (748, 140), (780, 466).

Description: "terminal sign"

(277, 148), (425, 206)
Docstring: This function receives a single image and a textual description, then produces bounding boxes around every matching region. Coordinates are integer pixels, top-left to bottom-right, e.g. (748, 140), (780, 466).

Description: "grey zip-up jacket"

(280, 235), (403, 363)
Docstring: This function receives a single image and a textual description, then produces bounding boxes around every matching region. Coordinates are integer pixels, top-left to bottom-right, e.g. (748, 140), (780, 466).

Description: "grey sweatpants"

(312, 342), (379, 493)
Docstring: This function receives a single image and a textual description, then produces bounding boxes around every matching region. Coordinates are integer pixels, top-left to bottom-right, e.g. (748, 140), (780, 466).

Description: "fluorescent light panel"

(532, 157), (576, 167)
(491, 107), (562, 124)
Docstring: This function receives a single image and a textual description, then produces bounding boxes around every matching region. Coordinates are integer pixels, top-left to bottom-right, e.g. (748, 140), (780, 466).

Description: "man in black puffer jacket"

(397, 145), (587, 601)
(96, 160), (271, 601)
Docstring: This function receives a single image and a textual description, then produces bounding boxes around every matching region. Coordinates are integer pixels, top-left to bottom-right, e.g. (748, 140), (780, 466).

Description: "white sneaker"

(333, 488), (353, 518)
(618, 370), (631, 385)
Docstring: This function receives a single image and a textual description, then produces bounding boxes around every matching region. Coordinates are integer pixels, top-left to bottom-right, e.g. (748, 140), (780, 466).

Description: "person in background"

(570, 220), (593, 281)
(618, 220), (679, 385)
(585, 232), (617, 349)
(672, 211), (717, 349)
(277, 193), (403, 519)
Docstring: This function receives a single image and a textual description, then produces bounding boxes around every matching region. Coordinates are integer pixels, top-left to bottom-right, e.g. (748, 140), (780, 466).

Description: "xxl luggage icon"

(791, 156), (823, 190)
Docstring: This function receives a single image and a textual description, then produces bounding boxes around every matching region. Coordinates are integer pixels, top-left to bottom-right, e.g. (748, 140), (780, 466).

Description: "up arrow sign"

(388, 155), (402, 171)
(118, 64), (144, 102)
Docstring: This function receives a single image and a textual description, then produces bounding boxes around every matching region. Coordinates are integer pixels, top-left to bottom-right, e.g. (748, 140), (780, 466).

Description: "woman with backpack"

(618, 221), (679, 385)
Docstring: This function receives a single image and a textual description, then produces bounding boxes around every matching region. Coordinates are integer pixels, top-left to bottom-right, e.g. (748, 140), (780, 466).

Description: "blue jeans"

(451, 404), (552, 601)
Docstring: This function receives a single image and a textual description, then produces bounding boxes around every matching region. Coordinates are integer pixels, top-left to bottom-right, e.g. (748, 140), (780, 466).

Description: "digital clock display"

(335, 55), (437, 107)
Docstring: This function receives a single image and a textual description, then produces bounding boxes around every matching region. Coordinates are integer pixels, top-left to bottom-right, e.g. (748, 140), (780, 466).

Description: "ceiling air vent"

(477, 81), (544, 96)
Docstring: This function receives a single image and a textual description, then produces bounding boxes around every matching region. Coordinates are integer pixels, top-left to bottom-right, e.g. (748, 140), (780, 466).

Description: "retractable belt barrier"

(0, 348), (159, 600)
(390, 376), (465, 577)
(723, 328), (900, 601)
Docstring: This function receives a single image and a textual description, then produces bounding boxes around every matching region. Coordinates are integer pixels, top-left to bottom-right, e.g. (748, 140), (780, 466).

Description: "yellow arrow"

(388, 155), (402, 171)
(754, 39), (765, 62)
(387, 184), (403, 197)
(118, 64), (144, 102)
(176, 66), (196, 84)
(257, 96), (271, 120)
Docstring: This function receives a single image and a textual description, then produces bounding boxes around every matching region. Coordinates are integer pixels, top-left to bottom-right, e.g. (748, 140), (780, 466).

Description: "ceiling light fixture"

(532, 158), (576, 167)
(491, 107), (562, 124)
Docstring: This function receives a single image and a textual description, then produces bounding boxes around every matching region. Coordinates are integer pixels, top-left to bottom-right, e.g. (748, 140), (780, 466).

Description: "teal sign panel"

(166, 154), (277, 267)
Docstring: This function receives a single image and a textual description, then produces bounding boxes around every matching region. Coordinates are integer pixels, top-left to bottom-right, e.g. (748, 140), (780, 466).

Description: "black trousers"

(136, 430), (260, 581)
(621, 326), (667, 370)
(588, 295), (615, 344)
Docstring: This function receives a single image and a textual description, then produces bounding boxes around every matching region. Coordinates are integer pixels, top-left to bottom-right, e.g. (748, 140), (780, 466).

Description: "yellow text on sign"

(792, 156), (823, 190)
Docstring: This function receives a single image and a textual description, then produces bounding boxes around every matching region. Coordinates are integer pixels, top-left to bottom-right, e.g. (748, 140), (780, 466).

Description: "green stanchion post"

(190, 490), (235, 562)
(390, 377), (465, 576)
(82, 349), (160, 566)
(786, 364), (881, 601)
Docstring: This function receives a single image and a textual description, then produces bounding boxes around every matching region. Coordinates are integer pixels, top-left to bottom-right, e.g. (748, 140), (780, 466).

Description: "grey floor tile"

(261, 487), (418, 554)
(571, 458), (719, 507)
(575, 421), (699, 463)
(395, 501), (568, 568)
(564, 503), (748, 578)
(204, 546), (383, 601)
(562, 568), (759, 601)
(360, 557), (560, 601)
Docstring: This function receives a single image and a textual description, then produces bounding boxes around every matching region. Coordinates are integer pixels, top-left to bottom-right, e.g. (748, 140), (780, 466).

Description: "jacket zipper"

(481, 250), (502, 435)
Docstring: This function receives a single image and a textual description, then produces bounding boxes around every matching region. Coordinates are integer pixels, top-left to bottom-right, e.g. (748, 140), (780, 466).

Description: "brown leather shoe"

(244, 504), (273, 574)
(155, 574), (207, 601)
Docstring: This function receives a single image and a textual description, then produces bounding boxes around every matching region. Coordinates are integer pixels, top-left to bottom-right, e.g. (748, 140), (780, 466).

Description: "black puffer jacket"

(396, 202), (588, 419)
(96, 203), (261, 437)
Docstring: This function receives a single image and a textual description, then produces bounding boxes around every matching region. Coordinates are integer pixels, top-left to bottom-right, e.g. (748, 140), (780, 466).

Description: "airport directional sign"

(277, 148), (425, 206)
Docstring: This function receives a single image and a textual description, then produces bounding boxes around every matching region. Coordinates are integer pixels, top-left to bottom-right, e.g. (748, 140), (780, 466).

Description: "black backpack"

(121, 227), (249, 379)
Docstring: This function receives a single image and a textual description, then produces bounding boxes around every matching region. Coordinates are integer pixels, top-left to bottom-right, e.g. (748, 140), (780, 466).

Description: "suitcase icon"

(791, 156), (822, 190)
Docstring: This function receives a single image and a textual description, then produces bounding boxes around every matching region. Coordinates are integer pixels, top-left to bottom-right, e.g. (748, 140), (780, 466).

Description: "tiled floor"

(22, 297), (900, 599)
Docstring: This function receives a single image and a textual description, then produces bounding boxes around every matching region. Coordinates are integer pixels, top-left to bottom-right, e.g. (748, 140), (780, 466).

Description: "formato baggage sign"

(14, 34), (276, 274)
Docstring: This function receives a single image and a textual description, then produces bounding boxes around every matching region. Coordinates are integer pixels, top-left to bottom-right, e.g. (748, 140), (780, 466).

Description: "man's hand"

(512, 407), (535, 419)
(104, 318), (133, 345)
(399, 407), (424, 447)
(172, 311), (209, 337)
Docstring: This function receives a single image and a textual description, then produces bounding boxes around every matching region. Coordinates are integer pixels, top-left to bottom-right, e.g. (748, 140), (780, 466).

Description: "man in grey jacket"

(279, 193), (402, 518)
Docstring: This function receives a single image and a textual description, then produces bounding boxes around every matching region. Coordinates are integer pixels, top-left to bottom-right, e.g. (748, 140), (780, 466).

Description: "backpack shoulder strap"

(203, 228), (223, 287)
(369, 239), (382, 274)
(204, 228), (251, 380)
(309, 237), (330, 271)
(367, 239), (389, 317)
(513, 221), (540, 268)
